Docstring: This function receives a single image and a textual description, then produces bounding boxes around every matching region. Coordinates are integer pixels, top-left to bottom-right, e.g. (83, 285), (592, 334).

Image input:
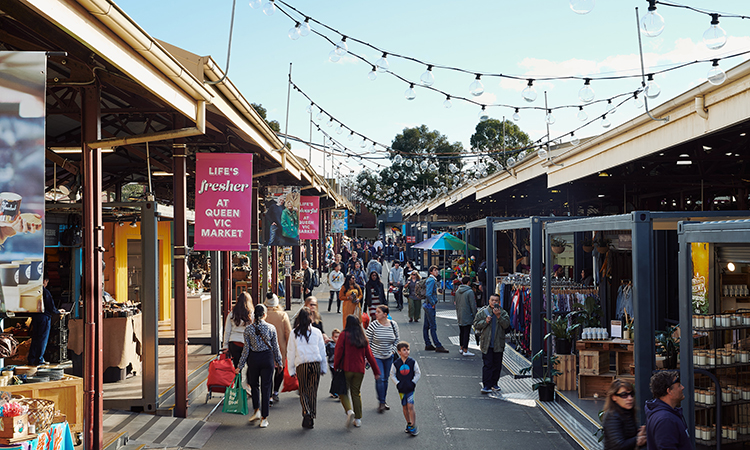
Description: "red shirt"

(333, 331), (380, 377)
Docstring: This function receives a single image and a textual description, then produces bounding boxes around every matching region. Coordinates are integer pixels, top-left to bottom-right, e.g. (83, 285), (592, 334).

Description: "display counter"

(170, 294), (210, 330)
(3, 375), (82, 434)
(68, 313), (142, 382)
(0, 422), (75, 450)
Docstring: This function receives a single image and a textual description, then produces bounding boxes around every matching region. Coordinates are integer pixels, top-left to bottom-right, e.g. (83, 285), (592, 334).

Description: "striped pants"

(296, 361), (321, 418)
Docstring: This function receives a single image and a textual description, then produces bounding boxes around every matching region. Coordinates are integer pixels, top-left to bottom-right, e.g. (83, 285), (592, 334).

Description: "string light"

(299, 17), (311, 36)
(288, 22), (301, 40)
(469, 74), (484, 97)
(707, 59), (727, 85)
(633, 91), (644, 109)
(606, 99), (615, 114)
(249, 0), (261, 9)
(335, 36), (348, 56)
(262, 0), (276, 16)
(512, 108), (520, 121)
(571, 132), (580, 146)
(545, 109), (556, 125)
(478, 106), (489, 122)
(640, 0), (664, 37)
(569, 0), (595, 14)
(601, 115), (611, 129)
(368, 66), (377, 81)
(577, 106), (588, 121)
(703, 14), (727, 50)
(348, 131), (355, 141)
(443, 95), (452, 109)
(375, 53), (389, 72)
(405, 83), (417, 100)
(522, 80), (537, 102)
(645, 74), (661, 99)
(420, 65), (435, 86)
(328, 48), (341, 63)
(578, 78), (595, 103)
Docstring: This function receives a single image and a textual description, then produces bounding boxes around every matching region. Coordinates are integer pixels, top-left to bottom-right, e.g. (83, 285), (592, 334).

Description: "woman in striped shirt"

(365, 305), (400, 413)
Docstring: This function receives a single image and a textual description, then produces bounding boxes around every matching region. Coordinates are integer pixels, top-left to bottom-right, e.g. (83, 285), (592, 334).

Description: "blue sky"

(122, 0), (750, 179)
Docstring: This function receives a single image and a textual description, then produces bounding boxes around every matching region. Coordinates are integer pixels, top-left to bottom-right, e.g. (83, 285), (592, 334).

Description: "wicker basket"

(17, 398), (54, 432)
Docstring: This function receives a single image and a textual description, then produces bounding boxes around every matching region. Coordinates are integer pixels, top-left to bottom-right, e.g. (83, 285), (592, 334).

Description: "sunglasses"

(615, 391), (635, 399)
(671, 377), (680, 387)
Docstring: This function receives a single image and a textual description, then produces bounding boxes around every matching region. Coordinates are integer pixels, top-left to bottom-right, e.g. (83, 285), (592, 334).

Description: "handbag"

(206, 352), (235, 392)
(282, 365), (299, 392)
(330, 334), (348, 395)
(222, 373), (249, 415)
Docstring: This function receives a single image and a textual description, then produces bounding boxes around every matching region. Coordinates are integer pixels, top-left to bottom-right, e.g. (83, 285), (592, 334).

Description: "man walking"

(302, 259), (315, 298)
(389, 260), (405, 311)
(454, 276), (477, 356)
(366, 255), (382, 277)
(645, 371), (690, 449)
(473, 294), (509, 394)
(423, 266), (449, 353)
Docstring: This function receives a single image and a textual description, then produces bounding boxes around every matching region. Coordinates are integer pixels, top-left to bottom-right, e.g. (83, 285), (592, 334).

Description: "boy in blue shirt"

(390, 341), (421, 436)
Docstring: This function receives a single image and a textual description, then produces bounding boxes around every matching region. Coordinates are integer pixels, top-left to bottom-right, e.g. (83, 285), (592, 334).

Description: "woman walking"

(334, 315), (380, 428)
(328, 263), (345, 313)
(351, 260), (366, 290)
(404, 271), (421, 323)
(287, 307), (327, 429)
(603, 379), (646, 449)
(366, 305), (400, 413)
(339, 275), (363, 329)
(222, 292), (252, 367)
(235, 304), (283, 428)
(263, 293), (291, 405)
(364, 271), (387, 320)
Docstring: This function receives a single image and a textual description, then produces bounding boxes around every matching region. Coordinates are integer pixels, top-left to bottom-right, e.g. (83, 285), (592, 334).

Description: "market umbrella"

(412, 232), (478, 301)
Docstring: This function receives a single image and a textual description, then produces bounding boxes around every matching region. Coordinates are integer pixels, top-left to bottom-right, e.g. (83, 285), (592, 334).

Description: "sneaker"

(353, 419), (361, 427)
(409, 425), (419, 436)
(435, 347), (449, 353)
(378, 403), (386, 413)
(491, 385), (502, 392)
(272, 393), (280, 403)
(424, 345), (436, 351)
(248, 409), (261, 422)
(480, 387), (493, 394)
(259, 418), (269, 428)
(409, 319), (413, 323)
(383, 403), (390, 410)
(346, 410), (355, 428)
(462, 351), (475, 357)
(405, 424), (412, 434)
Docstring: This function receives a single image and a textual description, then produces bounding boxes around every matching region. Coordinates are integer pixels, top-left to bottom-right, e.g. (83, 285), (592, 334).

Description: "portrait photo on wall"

(263, 186), (300, 247)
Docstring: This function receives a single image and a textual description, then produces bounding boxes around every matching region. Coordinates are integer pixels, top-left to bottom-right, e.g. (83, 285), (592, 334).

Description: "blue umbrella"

(412, 232), (478, 301)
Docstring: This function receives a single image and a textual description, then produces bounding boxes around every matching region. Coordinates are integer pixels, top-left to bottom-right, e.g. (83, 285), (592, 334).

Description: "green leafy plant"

(544, 315), (580, 341)
(187, 278), (199, 291)
(581, 237), (593, 247)
(570, 296), (604, 329)
(519, 350), (562, 389)
(551, 237), (568, 248)
(655, 325), (680, 355)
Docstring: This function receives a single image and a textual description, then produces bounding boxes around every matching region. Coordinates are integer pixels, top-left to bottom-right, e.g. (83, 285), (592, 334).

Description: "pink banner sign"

(194, 153), (253, 251)
(299, 196), (320, 240)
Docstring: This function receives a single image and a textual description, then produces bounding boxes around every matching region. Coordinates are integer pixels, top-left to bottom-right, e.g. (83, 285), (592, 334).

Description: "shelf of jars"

(693, 313), (750, 331)
(694, 385), (750, 410)
(695, 424), (750, 446)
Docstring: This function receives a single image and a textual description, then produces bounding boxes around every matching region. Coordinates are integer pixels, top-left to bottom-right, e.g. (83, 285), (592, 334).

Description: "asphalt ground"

(187, 276), (578, 450)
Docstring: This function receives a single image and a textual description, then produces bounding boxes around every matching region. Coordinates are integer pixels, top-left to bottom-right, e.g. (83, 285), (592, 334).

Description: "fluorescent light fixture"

(702, 146), (712, 150)
(598, 194), (605, 198)
(152, 171), (173, 176)
(676, 160), (693, 165)
(679, 153), (690, 158)
(741, 133), (746, 137)
(50, 147), (114, 153)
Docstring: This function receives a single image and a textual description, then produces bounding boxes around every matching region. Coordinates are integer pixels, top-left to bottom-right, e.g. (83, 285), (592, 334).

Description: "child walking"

(390, 341), (421, 436)
(327, 329), (341, 398)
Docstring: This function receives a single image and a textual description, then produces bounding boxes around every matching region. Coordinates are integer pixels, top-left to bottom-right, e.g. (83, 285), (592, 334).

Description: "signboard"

(263, 186), (301, 246)
(405, 236), (416, 243)
(299, 196), (319, 240)
(194, 153), (253, 251)
(692, 242), (709, 314)
(0, 52), (47, 312)
(331, 209), (347, 234)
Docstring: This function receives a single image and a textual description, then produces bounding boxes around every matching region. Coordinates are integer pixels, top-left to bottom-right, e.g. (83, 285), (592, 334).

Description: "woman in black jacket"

(603, 379), (646, 450)
(364, 271), (386, 320)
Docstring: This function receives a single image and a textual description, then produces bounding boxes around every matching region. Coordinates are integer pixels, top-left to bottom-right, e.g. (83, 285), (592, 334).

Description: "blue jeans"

(374, 355), (393, 404)
(422, 305), (442, 347)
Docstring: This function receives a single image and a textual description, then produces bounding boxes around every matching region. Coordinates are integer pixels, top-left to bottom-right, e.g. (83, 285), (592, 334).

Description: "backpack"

(311, 270), (320, 288)
(415, 279), (427, 300)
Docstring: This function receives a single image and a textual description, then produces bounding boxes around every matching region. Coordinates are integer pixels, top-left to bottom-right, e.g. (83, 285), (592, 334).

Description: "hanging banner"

(0, 52), (46, 312)
(194, 153), (253, 251)
(331, 209), (347, 234)
(691, 242), (709, 314)
(263, 186), (301, 246)
(299, 196), (319, 240)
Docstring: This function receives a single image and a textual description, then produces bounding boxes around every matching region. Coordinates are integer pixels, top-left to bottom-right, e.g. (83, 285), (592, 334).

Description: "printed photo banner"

(0, 52), (47, 313)
(299, 196), (319, 240)
(194, 153), (253, 251)
(263, 186), (301, 247)
(331, 209), (347, 234)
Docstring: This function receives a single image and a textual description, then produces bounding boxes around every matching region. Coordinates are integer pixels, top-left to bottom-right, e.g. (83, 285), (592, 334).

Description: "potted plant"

(581, 237), (593, 253)
(544, 315), (580, 355)
(570, 296), (604, 331)
(594, 237), (611, 254)
(551, 237), (568, 254)
(519, 350), (561, 402)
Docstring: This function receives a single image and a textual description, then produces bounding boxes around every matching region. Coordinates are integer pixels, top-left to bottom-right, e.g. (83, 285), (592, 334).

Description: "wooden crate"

(579, 350), (610, 375)
(3, 375), (82, 433)
(616, 351), (634, 376)
(578, 373), (615, 399)
(554, 354), (577, 391)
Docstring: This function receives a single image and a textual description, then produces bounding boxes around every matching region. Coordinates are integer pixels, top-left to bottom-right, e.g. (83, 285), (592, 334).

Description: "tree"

(470, 119), (531, 172)
(389, 125), (464, 193)
(251, 103), (290, 149)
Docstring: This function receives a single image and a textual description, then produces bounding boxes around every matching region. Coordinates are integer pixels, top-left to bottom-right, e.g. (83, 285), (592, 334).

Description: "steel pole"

(173, 139), (188, 418)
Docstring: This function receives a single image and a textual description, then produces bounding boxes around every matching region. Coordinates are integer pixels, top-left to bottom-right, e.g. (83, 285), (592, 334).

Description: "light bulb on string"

(478, 106), (490, 122)
(299, 18), (311, 37)
(429, 162), (438, 172)
(419, 161), (429, 171)
(633, 92), (644, 109)
(405, 83), (417, 101)
(522, 79), (537, 102)
(545, 109), (555, 125)
(645, 74), (660, 99)
(507, 156), (516, 167)
(707, 59), (727, 85)
(420, 65), (435, 86)
(569, 0), (595, 14)
(538, 148), (548, 159)
(606, 99), (615, 114)
(602, 115), (611, 129)
(288, 23), (301, 40)
(433, 176), (440, 184)
(328, 49), (341, 63)
(394, 154), (403, 165)
(469, 74), (484, 97)
(375, 53), (389, 73)
(262, 0), (275, 16)
(348, 132), (355, 141)
(571, 133), (580, 146)
(335, 36), (348, 56)
(703, 14), (727, 50)
(368, 66), (377, 81)
(335, 124), (344, 135)
(640, 0), (664, 37)
(249, 0), (261, 8)
(315, 110), (324, 121)
(577, 106), (588, 121)
(578, 78), (595, 103)
(393, 172), (400, 180)
(360, 139), (367, 149)
(443, 95), (452, 109)
(327, 118), (334, 127)
(405, 159), (413, 168)
(512, 108), (521, 121)
(306, 103), (313, 114)
(368, 142), (376, 152)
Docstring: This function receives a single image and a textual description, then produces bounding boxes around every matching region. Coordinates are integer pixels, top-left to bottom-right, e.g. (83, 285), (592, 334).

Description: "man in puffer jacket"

(645, 371), (690, 450)
(453, 276), (477, 357)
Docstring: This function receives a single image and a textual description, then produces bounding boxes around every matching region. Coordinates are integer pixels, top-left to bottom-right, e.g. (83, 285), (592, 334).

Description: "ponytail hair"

(254, 304), (267, 335)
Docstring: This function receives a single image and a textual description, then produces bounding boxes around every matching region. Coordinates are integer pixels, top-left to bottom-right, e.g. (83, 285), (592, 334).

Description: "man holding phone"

(473, 294), (510, 394)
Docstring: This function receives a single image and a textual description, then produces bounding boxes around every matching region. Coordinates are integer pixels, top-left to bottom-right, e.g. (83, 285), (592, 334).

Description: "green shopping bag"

(222, 373), (249, 415)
